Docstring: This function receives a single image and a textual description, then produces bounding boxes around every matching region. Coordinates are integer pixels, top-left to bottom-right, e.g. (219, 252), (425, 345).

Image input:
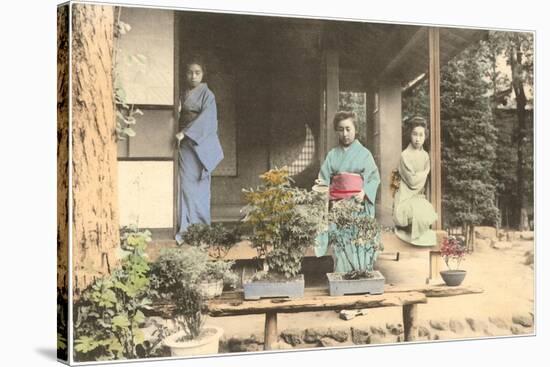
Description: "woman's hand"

(175, 132), (185, 141)
(354, 190), (365, 202)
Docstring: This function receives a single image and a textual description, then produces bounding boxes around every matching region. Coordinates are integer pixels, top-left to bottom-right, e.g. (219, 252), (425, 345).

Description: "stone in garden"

(274, 340), (293, 350)
(429, 320), (448, 331)
(524, 250), (534, 266)
(368, 334), (386, 345)
(226, 337), (244, 352)
(245, 343), (261, 352)
(466, 318), (489, 333)
(474, 238), (490, 249)
(491, 240), (513, 250)
(304, 327), (329, 343)
(370, 325), (387, 336)
(418, 326), (431, 339)
(512, 313), (533, 327)
(327, 328), (349, 342)
(475, 226), (496, 240)
(449, 319), (465, 333)
(339, 308), (368, 320)
(280, 328), (303, 346)
(351, 327), (371, 345)
(386, 323), (404, 335)
(319, 337), (340, 348)
(520, 231), (534, 241)
(432, 333), (440, 340)
(510, 325), (525, 335)
(489, 317), (508, 329)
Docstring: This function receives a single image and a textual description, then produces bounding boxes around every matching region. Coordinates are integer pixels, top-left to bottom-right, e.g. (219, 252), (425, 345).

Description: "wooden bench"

(207, 284), (483, 350)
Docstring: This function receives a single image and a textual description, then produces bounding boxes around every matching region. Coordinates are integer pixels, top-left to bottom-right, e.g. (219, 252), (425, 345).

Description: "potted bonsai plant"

(325, 198), (384, 296)
(150, 247), (224, 356)
(241, 167), (326, 300)
(180, 223), (241, 298)
(440, 235), (469, 286)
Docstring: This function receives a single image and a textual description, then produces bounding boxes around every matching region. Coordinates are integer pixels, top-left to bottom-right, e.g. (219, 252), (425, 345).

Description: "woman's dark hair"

(406, 115), (429, 139)
(183, 54), (207, 80)
(333, 111), (357, 131)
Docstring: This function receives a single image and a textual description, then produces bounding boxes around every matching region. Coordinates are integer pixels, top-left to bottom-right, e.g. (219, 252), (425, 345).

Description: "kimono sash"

(329, 173), (363, 200)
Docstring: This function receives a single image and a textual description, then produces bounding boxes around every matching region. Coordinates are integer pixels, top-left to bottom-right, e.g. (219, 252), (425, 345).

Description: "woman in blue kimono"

(174, 57), (224, 244)
(315, 111), (381, 273)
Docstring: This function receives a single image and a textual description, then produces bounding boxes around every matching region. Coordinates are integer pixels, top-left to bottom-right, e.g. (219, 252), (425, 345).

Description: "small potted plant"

(440, 235), (469, 286)
(180, 223), (240, 298)
(150, 247), (224, 356)
(325, 199), (384, 296)
(241, 167), (326, 300)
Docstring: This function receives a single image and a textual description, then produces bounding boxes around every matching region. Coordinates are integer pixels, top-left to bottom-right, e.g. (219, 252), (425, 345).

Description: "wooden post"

(402, 304), (418, 341)
(428, 27), (442, 230)
(325, 50), (339, 152)
(427, 251), (442, 284)
(264, 311), (278, 350)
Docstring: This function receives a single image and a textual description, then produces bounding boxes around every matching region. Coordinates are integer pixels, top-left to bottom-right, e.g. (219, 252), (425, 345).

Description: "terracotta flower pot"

(440, 270), (466, 286)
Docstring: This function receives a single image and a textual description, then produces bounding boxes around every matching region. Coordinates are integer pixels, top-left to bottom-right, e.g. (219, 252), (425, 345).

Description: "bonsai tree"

(242, 167), (326, 279)
(181, 223), (242, 260)
(150, 247), (212, 338)
(327, 198), (382, 279)
(440, 235), (469, 270)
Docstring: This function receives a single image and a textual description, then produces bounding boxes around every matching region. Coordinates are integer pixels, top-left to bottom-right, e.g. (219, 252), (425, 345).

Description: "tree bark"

(509, 35), (529, 230)
(71, 4), (120, 296)
(57, 4), (70, 293)
(57, 5), (70, 362)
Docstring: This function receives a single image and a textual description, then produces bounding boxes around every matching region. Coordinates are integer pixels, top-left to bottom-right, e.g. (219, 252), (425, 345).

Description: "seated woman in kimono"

(314, 111), (381, 273)
(174, 56), (224, 244)
(392, 116), (438, 246)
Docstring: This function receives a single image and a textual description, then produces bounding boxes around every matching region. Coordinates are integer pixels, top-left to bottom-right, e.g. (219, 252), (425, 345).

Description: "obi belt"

(329, 173), (363, 200)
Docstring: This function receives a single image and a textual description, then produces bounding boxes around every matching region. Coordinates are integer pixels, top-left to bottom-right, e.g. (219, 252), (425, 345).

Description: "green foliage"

(482, 31), (534, 227)
(327, 198), (382, 275)
(74, 227), (161, 361)
(242, 168), (327, 278)
(57, 285), (68, 360)
(173, 287), (206, 340)
(441, 43), (500, 242)
(150, 247), (222, 339)
(181, 223), (242, 260)
(113, 9), (144, 141)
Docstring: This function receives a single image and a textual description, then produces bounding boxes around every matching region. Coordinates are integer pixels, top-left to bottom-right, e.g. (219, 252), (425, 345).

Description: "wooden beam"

(379, 28), (427, 80)
(208, 292), (427, 317)
(429, 27), (443, 230)
(146, 285), (482, 319)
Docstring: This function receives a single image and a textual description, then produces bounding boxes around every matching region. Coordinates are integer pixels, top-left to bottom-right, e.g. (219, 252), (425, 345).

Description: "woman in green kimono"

(314, 111), (381, 273)
(393, 116), (438, 246)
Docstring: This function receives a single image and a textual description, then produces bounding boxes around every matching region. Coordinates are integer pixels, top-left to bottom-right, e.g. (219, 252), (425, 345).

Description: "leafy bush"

(150, 247), (222, 339)
(73, 227), (164, 361)
(181, 223), (242, 260)
(327, 198), (382, 278)
(242, 167), (326, 278)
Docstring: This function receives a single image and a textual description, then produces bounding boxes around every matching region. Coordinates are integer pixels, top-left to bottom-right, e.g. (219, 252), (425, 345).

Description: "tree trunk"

(71, 4), (120, 296)
(509, 36), (529, 231)
(57, 4), (70, 293)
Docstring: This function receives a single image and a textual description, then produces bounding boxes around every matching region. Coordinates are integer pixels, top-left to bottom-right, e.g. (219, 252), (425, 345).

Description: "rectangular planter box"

(327, 271), (385, 296)
(243, 274), (305, 300)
